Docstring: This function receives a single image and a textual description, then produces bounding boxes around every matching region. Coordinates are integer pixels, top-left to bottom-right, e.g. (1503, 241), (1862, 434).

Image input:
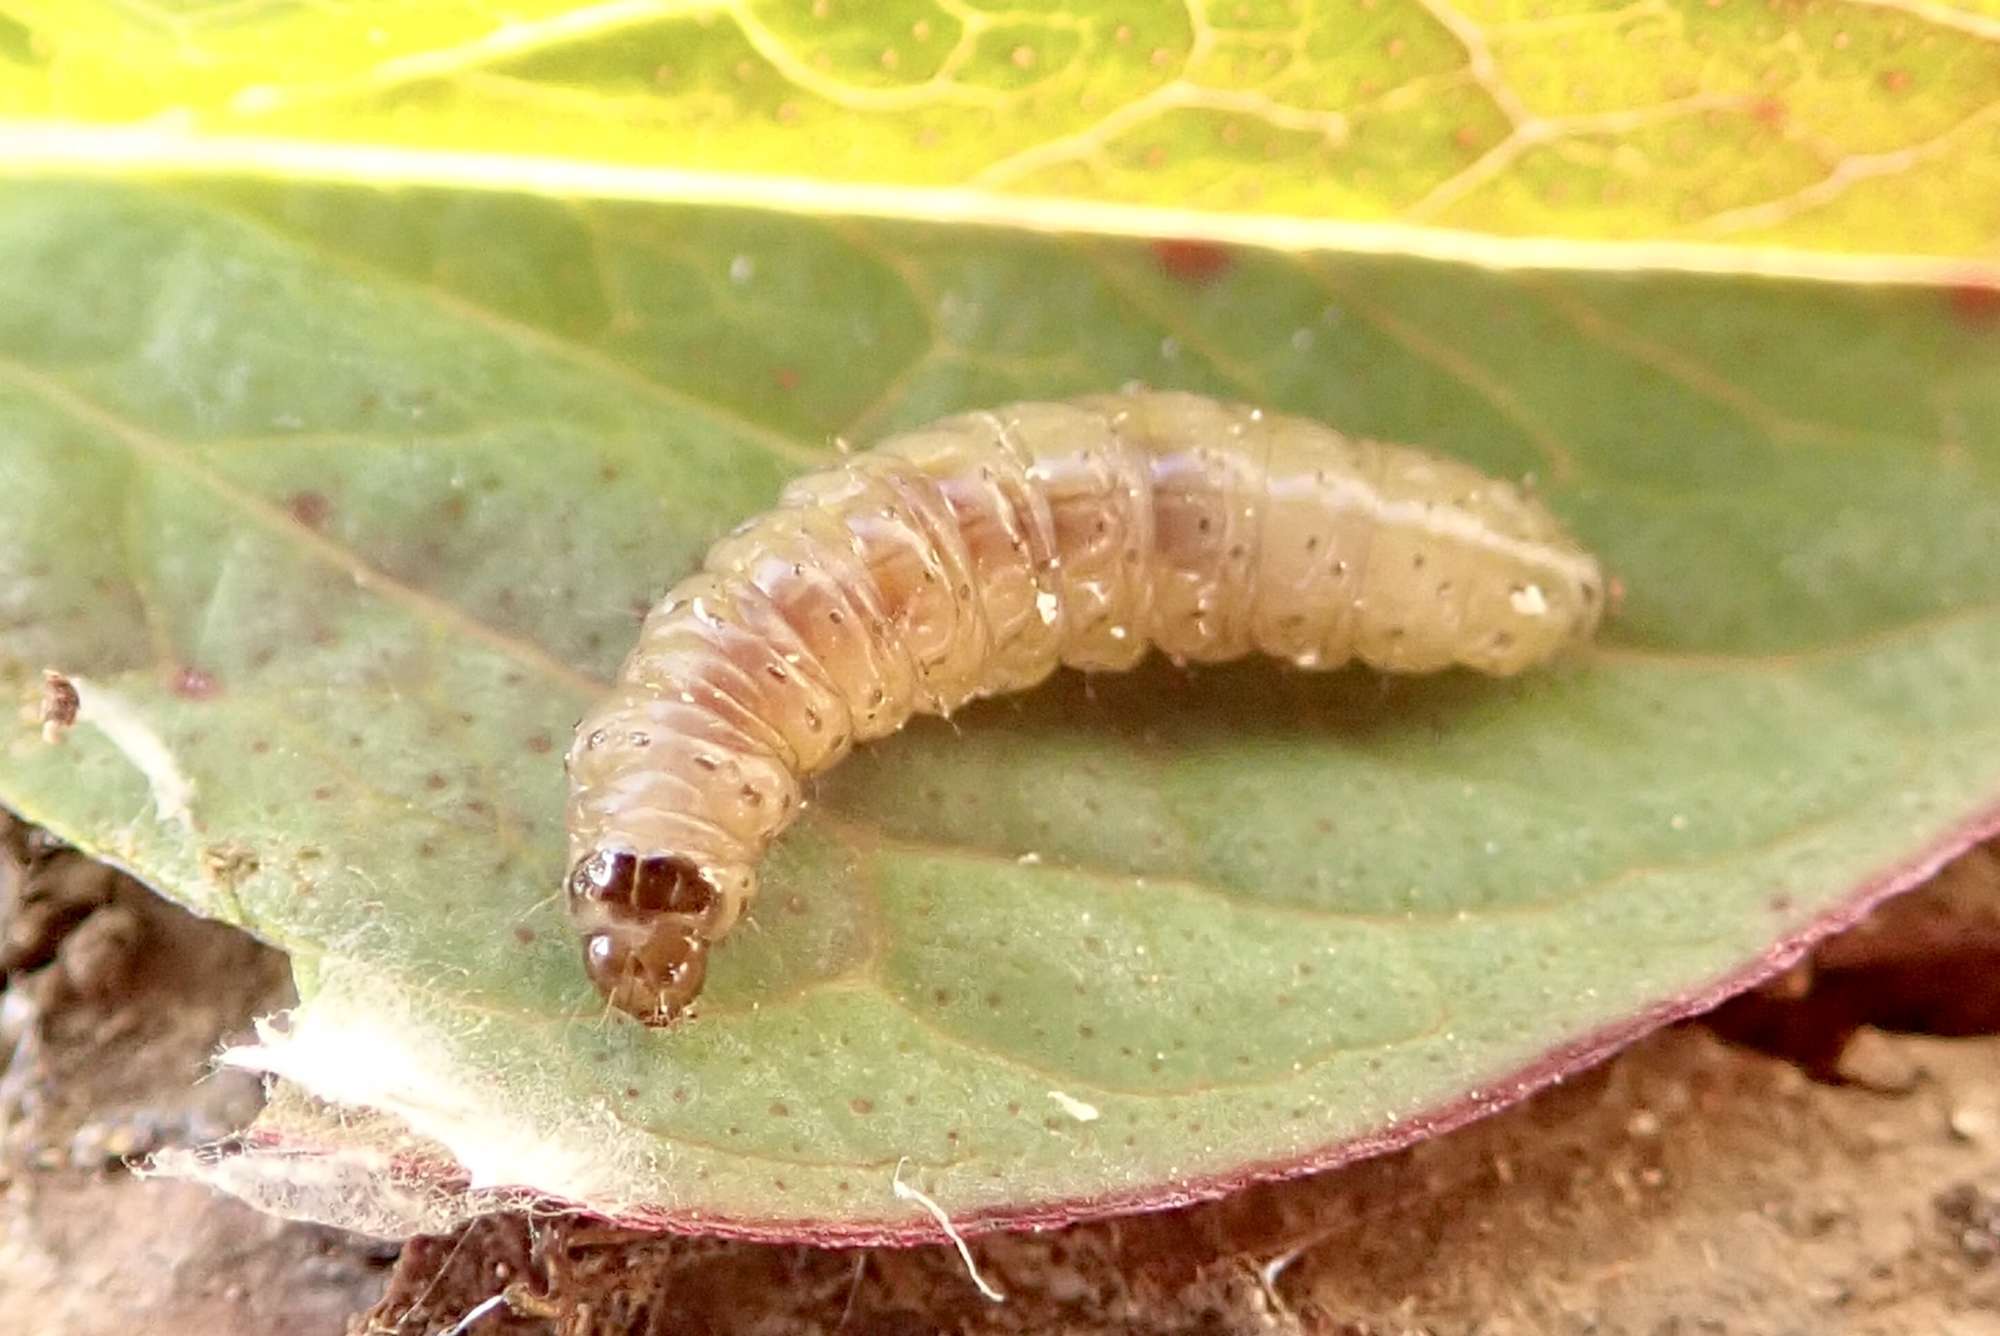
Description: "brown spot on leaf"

(1150, 238), (1233, 285)
(171, 666), (219, 699)
(38, 670), (78, 742)
(513, 925), (537, 944)
(200, 842), (260, 889)
(525, 732), (553, 754)
(1949, 280), (2000, 325)
(286, 491), (332, 529)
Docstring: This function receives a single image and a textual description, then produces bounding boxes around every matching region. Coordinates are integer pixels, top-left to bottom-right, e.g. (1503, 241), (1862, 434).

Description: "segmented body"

(565, 390), (1607, 1022)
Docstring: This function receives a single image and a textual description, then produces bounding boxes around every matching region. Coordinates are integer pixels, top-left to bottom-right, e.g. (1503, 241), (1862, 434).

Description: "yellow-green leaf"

(3, 1), (1998, 268)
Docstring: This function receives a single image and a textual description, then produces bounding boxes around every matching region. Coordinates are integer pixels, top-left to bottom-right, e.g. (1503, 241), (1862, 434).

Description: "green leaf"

(3, 2), (1999, 266)
(1, 180), (1998, 1239)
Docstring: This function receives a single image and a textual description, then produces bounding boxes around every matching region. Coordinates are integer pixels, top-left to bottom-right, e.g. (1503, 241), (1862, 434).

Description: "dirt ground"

(2, 814), (1996, 1335)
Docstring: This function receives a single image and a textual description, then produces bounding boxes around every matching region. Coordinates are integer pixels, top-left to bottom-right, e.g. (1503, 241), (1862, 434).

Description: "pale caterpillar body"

(565, 390), (1608, 1022)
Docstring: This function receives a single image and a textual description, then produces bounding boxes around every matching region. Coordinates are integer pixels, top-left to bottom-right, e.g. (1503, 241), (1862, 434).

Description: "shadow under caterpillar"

(565, 390), (1609, 1023)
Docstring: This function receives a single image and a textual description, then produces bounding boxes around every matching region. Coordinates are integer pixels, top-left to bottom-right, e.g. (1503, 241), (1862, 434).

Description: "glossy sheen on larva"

(565, 390), (1608, 1022)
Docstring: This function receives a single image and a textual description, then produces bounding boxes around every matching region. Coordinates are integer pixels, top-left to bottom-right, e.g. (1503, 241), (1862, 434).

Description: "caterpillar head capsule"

(583, 920), (708, 1023)
(567, 847), (722, 1023)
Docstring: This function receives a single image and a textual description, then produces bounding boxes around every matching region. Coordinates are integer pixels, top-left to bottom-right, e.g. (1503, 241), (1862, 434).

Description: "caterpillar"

(564, 390), (1608, 1023)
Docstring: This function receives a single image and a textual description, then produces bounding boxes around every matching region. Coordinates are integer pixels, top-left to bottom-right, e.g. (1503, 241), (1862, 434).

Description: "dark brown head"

(566, 848), (723, 1024)
(581, 919), (709, 1023)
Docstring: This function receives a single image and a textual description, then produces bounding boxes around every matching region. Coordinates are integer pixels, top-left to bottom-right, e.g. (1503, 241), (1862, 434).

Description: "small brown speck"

(286, 491), (332, 529)
(171, 666), (219, 700)
(38, 671), (79, 742)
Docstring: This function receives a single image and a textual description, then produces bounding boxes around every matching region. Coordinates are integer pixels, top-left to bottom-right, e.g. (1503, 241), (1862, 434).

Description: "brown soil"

(3, 813), (1997, 1335)
(0, 818), (395, 1331)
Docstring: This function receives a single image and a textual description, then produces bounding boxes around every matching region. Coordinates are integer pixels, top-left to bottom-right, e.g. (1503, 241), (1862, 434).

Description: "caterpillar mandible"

(565, 390), (1608, 1023)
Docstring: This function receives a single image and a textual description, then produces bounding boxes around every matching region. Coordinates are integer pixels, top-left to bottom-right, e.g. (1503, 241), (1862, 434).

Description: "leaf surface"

(1, 182), (1998, 1237)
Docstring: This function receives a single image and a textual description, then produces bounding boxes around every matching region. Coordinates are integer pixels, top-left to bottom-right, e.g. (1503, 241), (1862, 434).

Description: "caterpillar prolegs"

(565, 390), (1608, 1023)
